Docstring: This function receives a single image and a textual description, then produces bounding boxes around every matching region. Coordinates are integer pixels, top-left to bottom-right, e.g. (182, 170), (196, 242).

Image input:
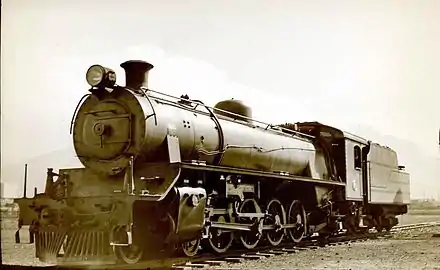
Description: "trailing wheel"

(202, 215), (234, 254)
(238, 198), (262, 249)
(264, 199), (286, 246)
(287, 200), (307, 243)
(113, 226), (143, 264)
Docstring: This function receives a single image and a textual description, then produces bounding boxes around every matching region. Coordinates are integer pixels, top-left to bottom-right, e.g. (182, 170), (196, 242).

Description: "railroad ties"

(171, 243), (331, 270)
(83, 222), (440, 270)
(7, 222), (438, 270)
(170, 229), (403, 270)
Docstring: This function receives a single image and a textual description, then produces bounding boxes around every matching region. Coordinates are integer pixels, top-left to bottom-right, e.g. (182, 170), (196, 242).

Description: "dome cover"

(214, 99), (253, 123)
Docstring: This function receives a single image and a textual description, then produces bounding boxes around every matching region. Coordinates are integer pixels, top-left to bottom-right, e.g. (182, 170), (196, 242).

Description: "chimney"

(120, 60), (154, 90)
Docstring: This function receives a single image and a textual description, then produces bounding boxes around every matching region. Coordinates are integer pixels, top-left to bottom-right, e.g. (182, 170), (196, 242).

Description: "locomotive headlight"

(86, 65), (116, 88)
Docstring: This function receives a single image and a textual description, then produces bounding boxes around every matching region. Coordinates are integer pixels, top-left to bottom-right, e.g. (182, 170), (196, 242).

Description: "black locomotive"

(14, 60), (410, 264)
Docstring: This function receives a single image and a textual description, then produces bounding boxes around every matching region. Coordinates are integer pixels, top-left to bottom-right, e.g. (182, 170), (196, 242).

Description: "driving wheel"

(202, 215), (234, 254)
(287, 200), (307, 243)
(264, 199), (286, 246)
(238, 198), (262, 249)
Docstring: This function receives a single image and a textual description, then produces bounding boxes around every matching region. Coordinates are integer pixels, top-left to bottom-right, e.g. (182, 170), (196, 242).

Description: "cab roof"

(295, 121), (369, 144)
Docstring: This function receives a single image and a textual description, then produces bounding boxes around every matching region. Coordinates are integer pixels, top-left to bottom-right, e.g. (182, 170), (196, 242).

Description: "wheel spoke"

(203, 215), (234, 254)
(264, 199), (286, 246)
(113, 227), (143, 264)
(238, 198), (262, 250)
(287, 200), (306, 243)
(180, 238), (201, 257)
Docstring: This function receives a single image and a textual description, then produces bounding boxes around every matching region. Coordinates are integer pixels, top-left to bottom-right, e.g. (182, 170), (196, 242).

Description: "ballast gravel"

(2, 212), (440, 269)
(220, 226), (440, 270)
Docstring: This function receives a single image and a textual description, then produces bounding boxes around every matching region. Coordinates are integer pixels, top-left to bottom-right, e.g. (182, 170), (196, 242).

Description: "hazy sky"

(2, 0), (440, 197)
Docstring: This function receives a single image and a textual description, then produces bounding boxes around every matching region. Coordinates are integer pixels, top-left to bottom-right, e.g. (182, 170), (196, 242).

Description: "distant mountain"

(0, 147), (83, 198)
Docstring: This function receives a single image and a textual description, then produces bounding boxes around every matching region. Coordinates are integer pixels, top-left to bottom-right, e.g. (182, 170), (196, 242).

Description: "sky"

(1, 0), (440, 198)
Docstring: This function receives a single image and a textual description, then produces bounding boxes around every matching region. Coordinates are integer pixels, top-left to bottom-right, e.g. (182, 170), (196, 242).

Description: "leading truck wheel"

(113, 227), (143, 264)
(179, 237), (201, 257)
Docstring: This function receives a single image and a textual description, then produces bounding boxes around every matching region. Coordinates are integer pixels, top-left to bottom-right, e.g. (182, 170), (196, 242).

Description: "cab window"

(354, 146), (361, 169)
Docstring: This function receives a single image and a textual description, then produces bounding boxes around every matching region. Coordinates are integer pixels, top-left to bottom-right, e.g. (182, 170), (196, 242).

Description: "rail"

(4, 221), (439, 270)
(390, 221), (440, 232)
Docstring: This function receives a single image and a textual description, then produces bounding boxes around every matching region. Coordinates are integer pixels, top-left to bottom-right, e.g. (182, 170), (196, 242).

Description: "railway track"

(168, 221), (440, 270)
(4, 222), (440, 270)
(389, 221), (440, 232)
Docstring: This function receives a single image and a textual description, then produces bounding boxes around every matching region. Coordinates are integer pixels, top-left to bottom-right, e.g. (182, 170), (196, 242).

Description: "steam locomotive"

(14, 60), (411, 265)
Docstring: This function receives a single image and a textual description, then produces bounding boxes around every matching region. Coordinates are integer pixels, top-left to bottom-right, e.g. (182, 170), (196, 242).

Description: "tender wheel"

(375, 215), (384, 232)
(287, 200), (307, 243)
(180, 237), (201, 257)
(384, 216), (395, 232)
(264, 199), (286, 246)
(202, 215), (234, 254)
(113, 227), (143, 264)
(343, 214), (358, 235)
(238, 198), (262, 249)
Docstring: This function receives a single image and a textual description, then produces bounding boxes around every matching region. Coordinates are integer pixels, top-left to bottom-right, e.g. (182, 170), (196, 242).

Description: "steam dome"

(214, 99), (253, 123)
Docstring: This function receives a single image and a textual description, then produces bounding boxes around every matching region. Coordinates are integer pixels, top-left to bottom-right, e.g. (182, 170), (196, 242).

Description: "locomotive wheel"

(238, 198), (262, 249)
(287, 200), (307, 243)
(384, 216), (395, 232)
(343, 214), (358, 235)
(264, 199), (286, 246)
(375, 215), (384, 232)
(203, 215), (234, 254)
(113, 227), (143, 264)
(180, 237), (201, 257)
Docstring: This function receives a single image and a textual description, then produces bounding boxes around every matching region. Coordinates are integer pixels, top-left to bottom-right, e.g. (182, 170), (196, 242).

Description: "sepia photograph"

(1, 1), (439, 269)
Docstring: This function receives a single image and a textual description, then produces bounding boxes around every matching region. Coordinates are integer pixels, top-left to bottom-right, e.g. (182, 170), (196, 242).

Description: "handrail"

(140, 87), (315, 140)
(69, 94), (90, 134)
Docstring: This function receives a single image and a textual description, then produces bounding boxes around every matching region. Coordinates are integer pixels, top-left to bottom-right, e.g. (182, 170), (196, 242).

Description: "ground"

(1, 212), (51, 267)
(227, 226), (440, 270)
(1, 203), (440, 269)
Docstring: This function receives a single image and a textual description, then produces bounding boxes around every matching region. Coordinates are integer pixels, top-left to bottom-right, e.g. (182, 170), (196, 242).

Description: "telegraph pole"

(23, 164), (28, 198)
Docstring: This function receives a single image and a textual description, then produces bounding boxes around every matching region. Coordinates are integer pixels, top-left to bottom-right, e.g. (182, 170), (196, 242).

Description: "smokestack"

(120, 60), (154, 90)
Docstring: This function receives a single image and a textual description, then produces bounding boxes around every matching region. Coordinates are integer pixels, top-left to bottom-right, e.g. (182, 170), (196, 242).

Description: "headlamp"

(86, 65), (116, 88)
